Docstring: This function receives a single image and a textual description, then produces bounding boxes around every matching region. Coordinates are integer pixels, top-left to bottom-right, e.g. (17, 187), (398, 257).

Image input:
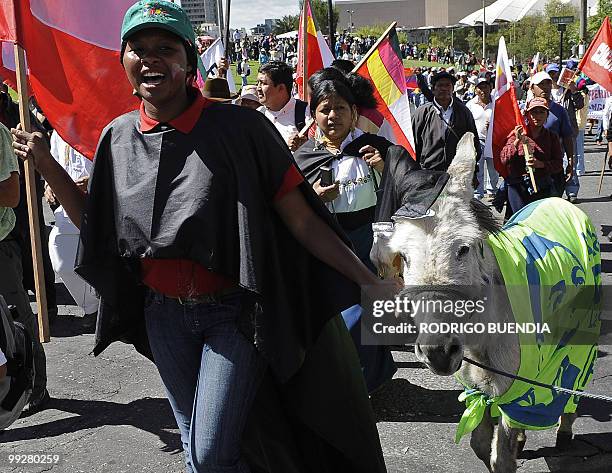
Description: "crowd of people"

(1, 0), (611, 471)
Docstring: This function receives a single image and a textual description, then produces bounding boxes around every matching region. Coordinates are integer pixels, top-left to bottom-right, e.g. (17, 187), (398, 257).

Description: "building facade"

(337, 0), (495, 31)
(180, 0), (218, 28)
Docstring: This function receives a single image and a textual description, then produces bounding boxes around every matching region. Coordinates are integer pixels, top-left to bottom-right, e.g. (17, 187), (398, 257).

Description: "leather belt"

(166, 287), (244, 306)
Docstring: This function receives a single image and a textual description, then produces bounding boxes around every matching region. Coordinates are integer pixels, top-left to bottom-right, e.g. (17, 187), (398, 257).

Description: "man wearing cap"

(237, 84), (261, 109)
(545, 63), (584, 202)
(529, 71), (575, 197)
(467, 77), (497, 199)
(500, 97), (562, 213)
(453, 71), (469, 100)
(256, 61), (308, 152)
(0, 121), (49, 414)
(412, 71), (481, 172)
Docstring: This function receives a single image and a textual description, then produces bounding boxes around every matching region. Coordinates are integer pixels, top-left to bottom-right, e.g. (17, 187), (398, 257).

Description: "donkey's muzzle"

(415, 337), (463, 376)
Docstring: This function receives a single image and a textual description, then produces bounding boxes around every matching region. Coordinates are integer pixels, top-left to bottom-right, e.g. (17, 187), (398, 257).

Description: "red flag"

(578, 17), (612, 93)
(486, 36), (524, 178)
(296, 0), (334, 99)
(16, 0), (138, 159)
(0, 41), (18, 89)
(354, 27), (415, 158)
(0, 0), (18, 42)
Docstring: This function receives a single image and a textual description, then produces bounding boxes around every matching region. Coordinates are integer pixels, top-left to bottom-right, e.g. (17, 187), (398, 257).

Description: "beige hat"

(239, 84), (260, 103)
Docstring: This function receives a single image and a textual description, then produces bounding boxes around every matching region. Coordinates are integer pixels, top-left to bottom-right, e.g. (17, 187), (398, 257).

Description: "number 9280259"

(5, 454), (61, 465)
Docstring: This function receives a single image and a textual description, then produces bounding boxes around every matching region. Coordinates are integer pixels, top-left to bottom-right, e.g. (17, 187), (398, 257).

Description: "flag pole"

(223, 0), (231, 62)
(597, 154), (606, 195)
(352, 21), (397, 73)
(13, 43), (50, 343)
(522, 144), (538, 193)
(301, 0), (309, 101)
(512, 84), (538, 193)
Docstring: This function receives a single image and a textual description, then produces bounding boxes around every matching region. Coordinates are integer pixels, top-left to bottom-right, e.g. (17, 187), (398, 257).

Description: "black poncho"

(74, 103), (386, 472)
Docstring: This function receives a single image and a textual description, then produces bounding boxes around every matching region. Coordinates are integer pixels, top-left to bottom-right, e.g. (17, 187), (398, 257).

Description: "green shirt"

(0, 122), (19, 241)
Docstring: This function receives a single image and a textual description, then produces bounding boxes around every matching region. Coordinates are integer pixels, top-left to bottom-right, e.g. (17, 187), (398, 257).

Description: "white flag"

(200, 37), (236, 93)
(530, 52), (540, 75)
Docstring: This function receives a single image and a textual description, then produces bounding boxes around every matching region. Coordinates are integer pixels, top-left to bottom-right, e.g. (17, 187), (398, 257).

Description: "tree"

(588, 0), (612, 37)
(274, 15), (299, 34)
(298, 0), (339, 36)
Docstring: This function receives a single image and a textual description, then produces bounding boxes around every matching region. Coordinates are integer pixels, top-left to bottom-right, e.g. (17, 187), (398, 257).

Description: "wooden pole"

(352, 21), (397, 73)
(13, 43), (50, 343)
(516, 127), (538, 193)
(301, 0), (309, 101)
(522, 143), (538, 193)
(597, 153), (607, 195)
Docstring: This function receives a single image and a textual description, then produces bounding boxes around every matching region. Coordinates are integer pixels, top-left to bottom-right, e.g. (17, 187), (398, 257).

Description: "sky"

(231, 0), (300, 29)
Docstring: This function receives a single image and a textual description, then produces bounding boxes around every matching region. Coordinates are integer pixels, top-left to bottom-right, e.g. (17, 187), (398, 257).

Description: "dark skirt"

(342, 222), (397, 393)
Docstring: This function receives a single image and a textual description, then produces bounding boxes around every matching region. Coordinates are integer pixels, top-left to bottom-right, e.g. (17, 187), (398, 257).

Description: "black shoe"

(21, 389), (50, 417)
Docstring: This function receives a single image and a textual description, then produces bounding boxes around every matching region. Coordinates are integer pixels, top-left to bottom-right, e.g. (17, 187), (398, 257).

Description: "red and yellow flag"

(354, 27), (415, 158)
(296, 0), (334, 100)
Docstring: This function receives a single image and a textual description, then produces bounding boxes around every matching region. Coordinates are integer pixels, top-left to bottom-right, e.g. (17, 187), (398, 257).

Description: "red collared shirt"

(139, 91), (303, 297)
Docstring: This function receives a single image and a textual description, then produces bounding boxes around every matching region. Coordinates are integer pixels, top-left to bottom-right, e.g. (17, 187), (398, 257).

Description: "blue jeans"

(575, 129), (585, 176)
(565, 143), (581, 197)
(476, 153), (499, 197)
(144, 291), (266, 473)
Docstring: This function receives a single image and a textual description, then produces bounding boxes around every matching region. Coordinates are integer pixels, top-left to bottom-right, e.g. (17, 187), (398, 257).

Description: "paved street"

(0, 136), (611, 473)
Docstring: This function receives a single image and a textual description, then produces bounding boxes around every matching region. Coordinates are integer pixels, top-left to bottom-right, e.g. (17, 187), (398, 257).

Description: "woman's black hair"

(308, 67), (377, 115)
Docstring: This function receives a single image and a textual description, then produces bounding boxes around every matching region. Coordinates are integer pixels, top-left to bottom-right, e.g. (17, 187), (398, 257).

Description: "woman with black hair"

(294, 68), (398, 393)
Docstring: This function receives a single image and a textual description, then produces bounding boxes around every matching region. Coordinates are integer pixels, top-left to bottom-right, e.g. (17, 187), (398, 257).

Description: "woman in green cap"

(12, 2), (387, 472)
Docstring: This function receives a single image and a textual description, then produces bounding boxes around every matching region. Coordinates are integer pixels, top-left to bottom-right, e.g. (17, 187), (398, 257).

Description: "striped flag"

(404, 67), (419, 93)
(486, 36), (524, 178)
(354, 27), (415, 158)
(296, 0), (334, 99)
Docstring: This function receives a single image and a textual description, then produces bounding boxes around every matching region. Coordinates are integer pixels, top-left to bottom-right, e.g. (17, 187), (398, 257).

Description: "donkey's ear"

(445, 132), (477, 199)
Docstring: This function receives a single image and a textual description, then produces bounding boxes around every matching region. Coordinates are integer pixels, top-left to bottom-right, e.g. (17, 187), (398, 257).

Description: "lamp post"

(328, 0), (334, 51)
(347, 10), (354, 33)
(482, 0), (486, 61)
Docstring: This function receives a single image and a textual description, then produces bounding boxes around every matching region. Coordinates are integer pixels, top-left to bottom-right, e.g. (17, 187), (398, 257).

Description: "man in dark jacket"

(412, 72), (481, 171)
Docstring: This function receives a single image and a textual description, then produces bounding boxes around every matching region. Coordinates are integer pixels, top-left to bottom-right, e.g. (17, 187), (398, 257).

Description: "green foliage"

(298, 0), (339, 36)
(273, 15), (299, 34)
(588, 0), (612, 37)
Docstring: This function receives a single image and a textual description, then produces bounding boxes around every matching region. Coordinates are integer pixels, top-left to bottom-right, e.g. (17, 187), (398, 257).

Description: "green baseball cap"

(121, 1), (196, 46)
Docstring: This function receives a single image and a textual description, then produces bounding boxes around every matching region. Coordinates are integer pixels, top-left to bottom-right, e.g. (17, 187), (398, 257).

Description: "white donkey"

(371, 134), (601, 473)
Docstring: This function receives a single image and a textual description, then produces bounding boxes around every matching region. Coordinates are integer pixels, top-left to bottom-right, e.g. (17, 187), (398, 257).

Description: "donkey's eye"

(456, 245), (470, 260)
